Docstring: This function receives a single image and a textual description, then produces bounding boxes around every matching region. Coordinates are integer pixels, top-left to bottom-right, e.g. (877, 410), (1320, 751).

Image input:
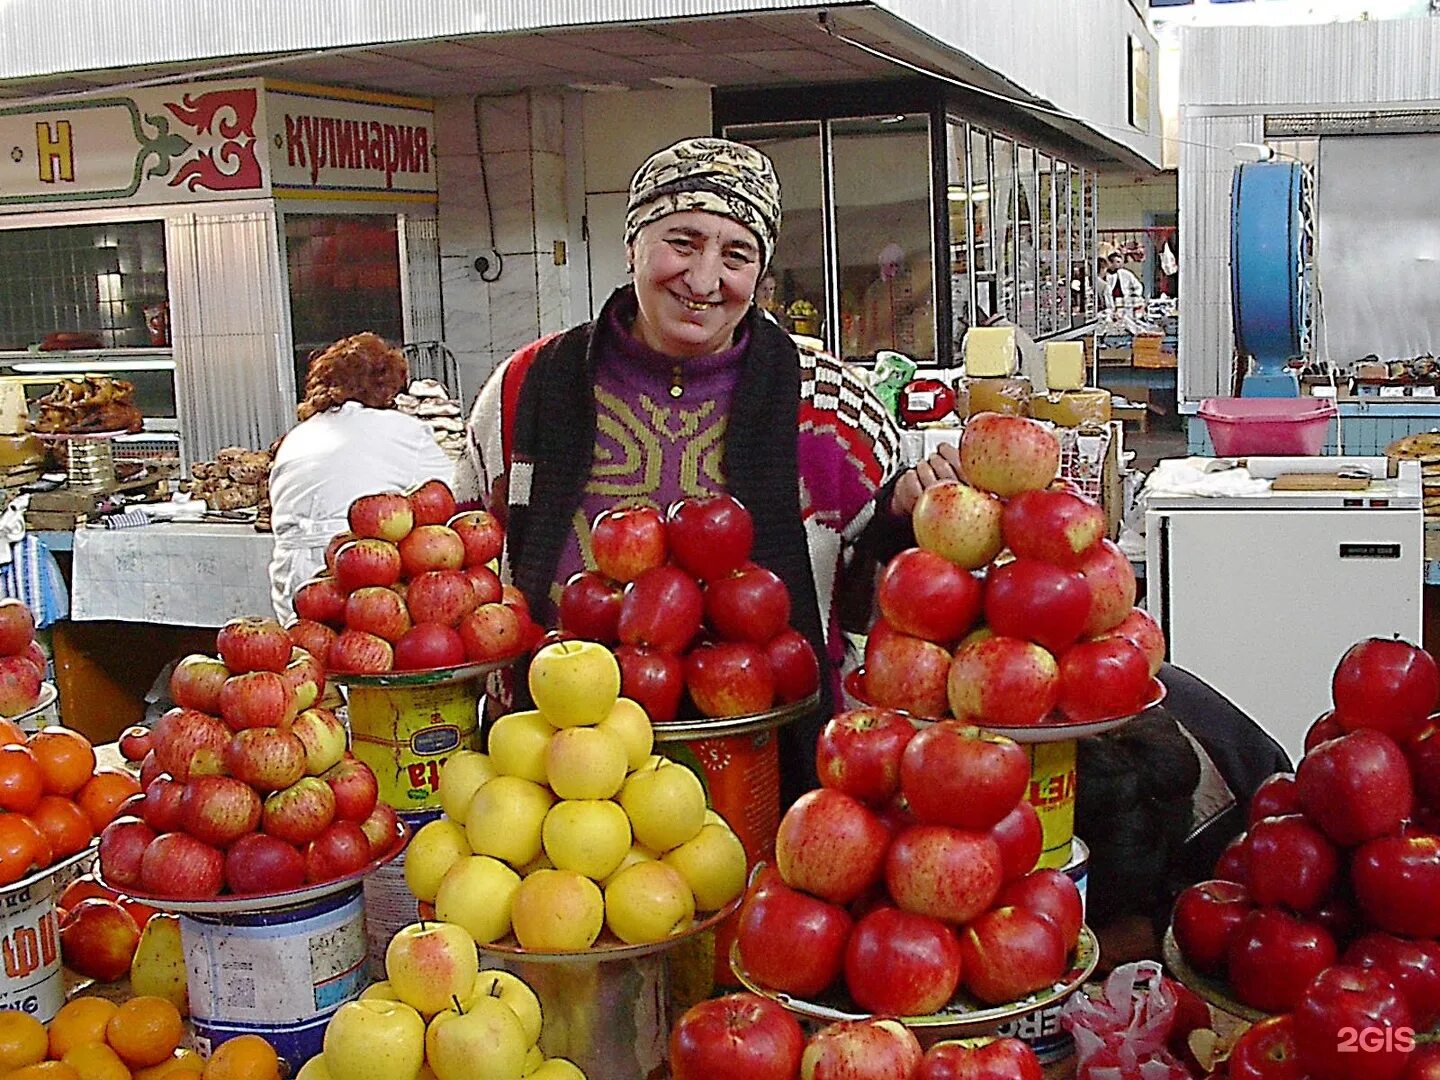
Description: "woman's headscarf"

(624, 137), (782, 267)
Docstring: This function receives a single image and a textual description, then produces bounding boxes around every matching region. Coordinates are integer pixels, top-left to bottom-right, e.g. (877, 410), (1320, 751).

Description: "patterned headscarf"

(625, 137), (781, 267)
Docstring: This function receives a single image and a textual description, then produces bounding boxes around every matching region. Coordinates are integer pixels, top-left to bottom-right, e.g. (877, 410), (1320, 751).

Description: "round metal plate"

(1162, 926), (1269, 1023)
(0, 842), (96, 899)
(476, 894), (742, 964)
(731, 926), (1099, 1034)
(5, 682), (58, 725)
(650, 692), (821, 742)
(330, 659), (512, 690)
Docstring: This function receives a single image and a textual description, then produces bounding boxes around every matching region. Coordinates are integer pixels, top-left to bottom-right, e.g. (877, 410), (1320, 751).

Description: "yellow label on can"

(1026, 739), (1077, 869)
(347, 683), (481, 811)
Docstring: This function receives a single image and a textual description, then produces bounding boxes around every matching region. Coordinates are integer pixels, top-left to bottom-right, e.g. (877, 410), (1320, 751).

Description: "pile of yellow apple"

(301, 919), (584, 1080)
(405, 640), (748, 950)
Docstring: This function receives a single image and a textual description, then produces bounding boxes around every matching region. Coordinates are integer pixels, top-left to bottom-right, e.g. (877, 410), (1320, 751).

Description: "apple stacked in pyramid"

(404, 641), (747, 951)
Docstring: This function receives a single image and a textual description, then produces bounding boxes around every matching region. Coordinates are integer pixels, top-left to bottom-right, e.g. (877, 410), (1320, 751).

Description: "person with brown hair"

(268, 332), (452, 621)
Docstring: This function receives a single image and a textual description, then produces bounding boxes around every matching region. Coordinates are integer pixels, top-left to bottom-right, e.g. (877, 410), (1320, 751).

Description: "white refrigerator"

(1145, 459), (1423, 762)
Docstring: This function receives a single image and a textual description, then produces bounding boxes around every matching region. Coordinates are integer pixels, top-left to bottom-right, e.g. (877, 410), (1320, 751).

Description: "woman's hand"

(890, 442), (963, 517)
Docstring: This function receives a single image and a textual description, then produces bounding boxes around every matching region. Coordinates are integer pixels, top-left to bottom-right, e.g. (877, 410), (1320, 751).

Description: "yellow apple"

(542, 799), (632, 880)
(296, 1056), (333, 1080)
(599, 842), (659, 888)
(520, 851), (554, 875)
(439, 750), (498, 821)
(597, 697), (653, 770)
(426, 995), (529, 1080)
(466, 775), (555, 867)
(530, 1060), (586, 1080)
(703, 809), (726, 827)
(404, 819), (473, 903)
(661, 822), (747, 911)
(489, 711), (557, 783)
(323, 998), (426, 1080)
(544, 726), (628, 800)
(528, 641), (620, 727)
(603, 860), (695, 945)
(472, 968), (543, 1046)
(511, 869), (604, 951)
(360, 980), (400, 1001)
(618, 760), (706, 852)
(385, 920), (478, 1016)
(523, 1045), (544, 1075)
(435, 855), (522, 944)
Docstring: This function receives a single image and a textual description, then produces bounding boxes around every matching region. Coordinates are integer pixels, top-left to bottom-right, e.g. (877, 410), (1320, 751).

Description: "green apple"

(604, 860), (695, 945)
(439, 750), (498, 821)
(385, 920), (478, 1016)
(618, 760), (706, 852)
(489, 710), (557, 783)
(597, 697), (653, 770)
(661, 823), (747, 911)
(530, 1060), (586, 1080)
(426, 995), (529, 1080)
(435, 855), (522, 944)
(544, 726), (628, 800)
(404, 819), (473, 903)
(599, 843), (659, 888)
(541, 799), (632, 881)
(511, 869), (604, 951)
(466, 776), (554, 867)
(472, 968), (543, 1046)
(527, 641), (620, 728)
(323, 998), (426, 1080)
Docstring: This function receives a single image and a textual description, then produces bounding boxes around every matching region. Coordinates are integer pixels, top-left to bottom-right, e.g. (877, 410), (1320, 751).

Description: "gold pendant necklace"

(669, 364), (684, 399)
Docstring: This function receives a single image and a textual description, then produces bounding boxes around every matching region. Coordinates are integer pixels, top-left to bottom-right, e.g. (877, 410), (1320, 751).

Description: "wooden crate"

(1132, 333), (1172, 368)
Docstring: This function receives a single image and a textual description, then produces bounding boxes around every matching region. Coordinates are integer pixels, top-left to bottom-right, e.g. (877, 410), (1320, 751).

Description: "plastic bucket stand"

(0, 871), (63, 1021)
(181, 884), (367, 1070)
(346, 679), (482, 813)
(1027, 739), (1078, 869)
(361, 808), (440, 981)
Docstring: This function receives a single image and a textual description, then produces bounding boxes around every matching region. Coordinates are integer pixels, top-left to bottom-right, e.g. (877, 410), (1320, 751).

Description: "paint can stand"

(0, 847), (93, 1022)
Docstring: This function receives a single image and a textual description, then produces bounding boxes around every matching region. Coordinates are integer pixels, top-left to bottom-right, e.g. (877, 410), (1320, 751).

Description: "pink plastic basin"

(1198, 396), (1336, 456)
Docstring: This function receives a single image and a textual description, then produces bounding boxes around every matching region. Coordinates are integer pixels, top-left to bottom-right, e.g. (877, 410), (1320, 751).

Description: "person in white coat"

(1101, 252), (1145, 316)
(268, 332), (452, 622)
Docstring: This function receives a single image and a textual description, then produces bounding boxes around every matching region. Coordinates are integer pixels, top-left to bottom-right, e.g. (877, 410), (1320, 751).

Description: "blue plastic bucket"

(181, 885), (367, 1069)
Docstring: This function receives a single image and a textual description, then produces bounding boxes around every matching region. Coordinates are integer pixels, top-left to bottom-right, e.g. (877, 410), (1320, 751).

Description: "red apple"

(1090, 608), (1166, 678)
(984, 559), (1091, 655)
(323, 531), (355, 576)
(1214, 836), (1250, 885)
(179, 775), (262, 848)
(1171, 879), (1253, 976)
(140, 777), (185, 834)
(1345, 932), (1440, 1030)
(615, 645), (684, 724)
(344, 586), (411, 644)
(1227, 1014), (1305, 1080)
(1001, 488), (1106, 569)
(911, 481), (1004, 570)
(959, 412), (1061, 498)
(22, 642), (44, 681)
(358, 802), (400, 859)
(1245, 813), (1339, 913)
(463, 565), (504, 606)
(0, 599), (35, 656)
(863, 621), (951, 718)
(1295, 964), (1413, 1080)
(152, 708), (230, 782)
(1227, 908), (1338, 1012)
(218, 670), (295, 731)
(406, 479), (457, 526)
(118, 726), (154, 764)
(704, 565), (790, 645)
(324, 756), (379, 823)
(995, 868), (1083, 949)
(0, 655), (40, 716)
(262, 777), (337, 846)
(283, 650), (325, 711)
(304, 821), (371, 882)
(1058, 638), (1152, 722)
(800, 1019), (923, 1080)
(885, 823), (1002, 925)
(97, 817), (157, 888)
(224, 728), (307, 793)
(815, 708), (916, 807)
(665, 494), (754, 581)
(947, 635), (1060, 728)
(1248, 772), (1301, 826)
(988, 801), (1043, 883)
(290, 706), (347, 777)
(670, 994), (805, 1080)
(766, 629), (820, 705)
(1297, 728), (1413, 847)
(559, 570), (623, 643)
(139, 750), (163, 789)
(168, 654), (230, 713)
(393, 624), (467, 671)
(918, 1039), (1042, 1080)
(618, 565), (704, 654)
(348, 491), (413, 542)
(845, 906), (962, 1016)
(216, 616), (291, 674)
(1405, 719), (1440, 811)
(58, 899), (141, 982)
(139, 831), (225, 899)
(224, 832), (306, 895)
(590, 505), (668, 583)
(1406, 1046), (1440, 1080)
(899, 721), (1030, 830)
(736, 877), (851, 998)
(875, 548), (982, 644)
(447, 510), (505, 567)
(398, 524), (465, 576)
(457, 603), (525, 662)
(1074, 539), (1138, 637)
(333, 539), (403, 592)
(959, 906), (1068, 1005)
(294, 577), (348, 627)
(776, 788), (889, 904)
(686, 642), (775, 717)
(287, 620), (339, 667)
(1352, 832), (1440, 938)
(328, 628), (395, 674)
(1333, 637), (1439, 742)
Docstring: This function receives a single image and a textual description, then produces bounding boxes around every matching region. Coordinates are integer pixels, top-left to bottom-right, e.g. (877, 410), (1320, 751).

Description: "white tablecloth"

(72, 523), (275, 626)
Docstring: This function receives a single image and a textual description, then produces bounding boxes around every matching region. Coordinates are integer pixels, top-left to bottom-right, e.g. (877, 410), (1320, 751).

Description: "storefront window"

(833, 115), (934, 364)
(1017, 146), (1037, 337)
(993, 138), (1016, 325)
(946, 120), (970, 354)
(970, 129), (995, 326)
(1054, 162), (1072, 334)
(1036, 153), (1056, 337)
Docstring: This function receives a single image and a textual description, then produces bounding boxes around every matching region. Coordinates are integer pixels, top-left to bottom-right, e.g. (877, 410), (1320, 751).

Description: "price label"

(1380, 385), (1407, 398)
(1414, 385), (1438, 398)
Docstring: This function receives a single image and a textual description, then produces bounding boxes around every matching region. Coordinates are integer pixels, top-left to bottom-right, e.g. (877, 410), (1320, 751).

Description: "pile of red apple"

(1170, 637), (1440, 1080)
(860, 412), (1162, 728)
(0, 597), (49, 717)
(289, 480), (536, 674)
(555, 494), (819, 722)
(98, 616), (400, 900)
(736, 710), (1082, 1018)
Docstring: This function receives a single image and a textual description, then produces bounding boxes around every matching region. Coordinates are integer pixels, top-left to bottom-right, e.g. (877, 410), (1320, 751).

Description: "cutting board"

(1271, 473), (1371, 491)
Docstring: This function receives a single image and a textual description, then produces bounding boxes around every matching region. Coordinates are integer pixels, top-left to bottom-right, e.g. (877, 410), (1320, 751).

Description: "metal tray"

(650, 691), (820, 742)
(330, 658), (512, 690)
(476, 894), (742, 964)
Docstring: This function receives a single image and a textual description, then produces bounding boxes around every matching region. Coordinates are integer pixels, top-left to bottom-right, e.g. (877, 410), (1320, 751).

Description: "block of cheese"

(960, 376), (1032, 418)
(964, 327), (1018, 377)
(1045, 341), (1087, 392)
(1031, 389), (1112, 428)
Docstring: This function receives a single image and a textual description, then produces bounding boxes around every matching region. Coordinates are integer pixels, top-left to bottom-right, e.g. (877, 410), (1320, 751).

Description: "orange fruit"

(60, 1041), (131, 1080)
(48, 996), (120, 1059)
(0, 744), (44, 812)
(0, 717), (26, 746)
(30, 796), (94, 858)
(200, 1035), (280, 1080)
(28, 728), (96, 797)
(76, 771), (143, 833)
(6, 1063), (82, 1080)
(0, 1008), (47, 1070)
(0, 813), (46, 886)
(104, 997), (183, 1068)
(133, 1049), (203, 1079)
